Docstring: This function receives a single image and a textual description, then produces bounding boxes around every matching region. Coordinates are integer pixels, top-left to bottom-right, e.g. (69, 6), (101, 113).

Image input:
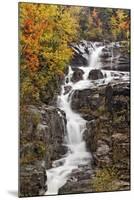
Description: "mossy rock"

(91, 167), (119, 192)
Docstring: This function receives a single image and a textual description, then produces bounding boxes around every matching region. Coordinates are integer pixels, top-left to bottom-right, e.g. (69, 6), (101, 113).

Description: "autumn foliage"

(19, 3), (80, 104)
(19, 3), (130, 105)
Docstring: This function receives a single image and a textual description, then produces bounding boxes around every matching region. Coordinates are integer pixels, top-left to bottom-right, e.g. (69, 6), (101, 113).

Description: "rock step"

(59, 165), (93, 194)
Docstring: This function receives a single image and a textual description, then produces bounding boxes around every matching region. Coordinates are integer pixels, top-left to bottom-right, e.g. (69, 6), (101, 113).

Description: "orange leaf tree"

(19, 3), (80, 104)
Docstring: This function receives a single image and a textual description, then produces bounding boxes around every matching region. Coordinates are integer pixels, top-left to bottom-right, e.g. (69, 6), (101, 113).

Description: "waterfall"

(45, 82), (92, 195)
(44, 44), (104, 196)
(89, 45), (103, 69)
(44, 42), (129, 195)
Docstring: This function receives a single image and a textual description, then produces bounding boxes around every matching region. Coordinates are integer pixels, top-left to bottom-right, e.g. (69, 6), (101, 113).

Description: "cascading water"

(45, 75), (92, 194)
(89, 45), (103, 69)
(45, 42), (129, 195)
(110, 42), (114, 69)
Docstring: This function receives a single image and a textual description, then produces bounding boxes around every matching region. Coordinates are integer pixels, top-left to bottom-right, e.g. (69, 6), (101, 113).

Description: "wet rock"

(71, 88), (95, 111)
(70, 41), (93, 67)
(41, 105), (67, 169)
(118, 56), (130, 64)
(71, 86), (105, 114)
(70, 44), (89, 66)
(71, 68), (84, 82)
(101, 52), (112, 59)
(101, 64), (130, 72)
(88, 69), (104, 80)
(113, 84), (130, 96)
(70, 54), (88, 66)
(100, 47), (112, 58)
(71, 82), (129, 118)
(101, 52), (130, 72)
(64, 85), (72, 95)
(116, 64), (130, 72)
(105, 83), (113, 113)
(59, 165), (93, 194)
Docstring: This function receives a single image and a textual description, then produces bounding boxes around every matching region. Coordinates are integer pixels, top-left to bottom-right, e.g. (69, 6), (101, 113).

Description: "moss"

(98, 105), (106, 115)
(120, 41), (130, 53)
(113, 113), (125, 124)
(112, 144), (125, 163)
(20, 154), (36, 165)
(35, 141), (45, 158)
(112, 136), (129, 164)
(20, 141), (45, 165)
(79, 105), (107, 119)
(79, 107), (92, 114)
(91, 167), (119, 192)
(31, 112), (41, 126)
(20, 108), (41, 133)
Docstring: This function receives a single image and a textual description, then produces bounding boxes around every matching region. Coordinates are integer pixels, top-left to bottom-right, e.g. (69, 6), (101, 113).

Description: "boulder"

(71, 68), (84, 82)
(64, 85), (72, 95)
(88, 69), (104, 80)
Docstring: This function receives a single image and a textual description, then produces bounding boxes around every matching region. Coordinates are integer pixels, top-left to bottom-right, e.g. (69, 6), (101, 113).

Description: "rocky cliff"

(19, 105), (67, 197)
(58, 41), (130, 194)
(59, 81), (130, 194)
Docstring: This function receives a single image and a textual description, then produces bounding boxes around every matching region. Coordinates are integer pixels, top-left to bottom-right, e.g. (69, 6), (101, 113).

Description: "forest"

(19, 3), (130, 107)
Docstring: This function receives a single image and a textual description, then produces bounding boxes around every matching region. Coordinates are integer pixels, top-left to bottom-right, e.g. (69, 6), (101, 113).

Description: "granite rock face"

(100, 43), (130, 72)
(70, 41), (89, 66)
(19, 163), (47, 197)
(40, 105), (67, 169)
(19, 105), (67, 197)
(70, 82), (130, 191)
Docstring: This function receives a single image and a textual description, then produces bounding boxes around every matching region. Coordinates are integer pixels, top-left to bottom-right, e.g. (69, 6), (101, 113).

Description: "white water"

(45, 43), (129, 195)
(45, 74), (92, 195)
